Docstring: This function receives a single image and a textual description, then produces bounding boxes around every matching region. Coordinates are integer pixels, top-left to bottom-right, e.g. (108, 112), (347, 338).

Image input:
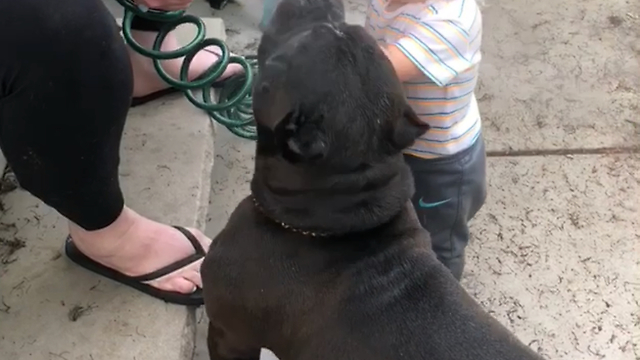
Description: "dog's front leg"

(207, 322), (261, 360)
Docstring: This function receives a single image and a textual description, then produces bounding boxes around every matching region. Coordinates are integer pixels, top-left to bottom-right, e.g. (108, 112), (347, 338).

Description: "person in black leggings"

(0, 0), (242, 306)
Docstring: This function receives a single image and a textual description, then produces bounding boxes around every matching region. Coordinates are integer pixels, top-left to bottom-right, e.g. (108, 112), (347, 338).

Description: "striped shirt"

(365, 0), (483, 158)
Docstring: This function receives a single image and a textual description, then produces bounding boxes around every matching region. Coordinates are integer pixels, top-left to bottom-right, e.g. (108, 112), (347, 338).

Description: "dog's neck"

(250, 154), (415, 236)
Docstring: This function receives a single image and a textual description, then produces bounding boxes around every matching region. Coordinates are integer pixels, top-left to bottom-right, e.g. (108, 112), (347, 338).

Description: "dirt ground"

(198, 0), (640, 360)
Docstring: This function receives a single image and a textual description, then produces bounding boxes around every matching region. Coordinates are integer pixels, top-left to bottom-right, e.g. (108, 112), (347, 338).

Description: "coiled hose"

(116, 0), (258, 139)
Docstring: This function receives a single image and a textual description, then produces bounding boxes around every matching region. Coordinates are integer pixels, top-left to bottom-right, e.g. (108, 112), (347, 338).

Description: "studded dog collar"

(251, 195), (331, 237)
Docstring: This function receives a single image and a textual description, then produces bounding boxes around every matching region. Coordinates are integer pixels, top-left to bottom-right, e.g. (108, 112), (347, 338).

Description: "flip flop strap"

(128, 226), (205, 283)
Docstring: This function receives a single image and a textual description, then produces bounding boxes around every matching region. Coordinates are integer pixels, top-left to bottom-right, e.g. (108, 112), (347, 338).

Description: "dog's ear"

(390, 104), (430, 151)
(276, 108), (328, 164)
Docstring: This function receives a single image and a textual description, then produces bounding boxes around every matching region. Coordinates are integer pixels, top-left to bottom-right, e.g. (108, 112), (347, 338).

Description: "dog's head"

(253, 0), (429, 170)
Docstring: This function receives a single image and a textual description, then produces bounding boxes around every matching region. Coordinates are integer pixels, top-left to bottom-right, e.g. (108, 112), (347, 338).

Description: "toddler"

(370, 0), (486, 280)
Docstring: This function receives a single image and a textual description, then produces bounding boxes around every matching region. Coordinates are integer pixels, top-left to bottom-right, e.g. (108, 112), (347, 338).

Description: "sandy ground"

(197, 0), (640, 360)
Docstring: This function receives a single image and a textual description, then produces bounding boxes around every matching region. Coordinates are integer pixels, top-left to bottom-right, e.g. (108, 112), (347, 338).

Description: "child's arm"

(378, 18), (477, 87)
(380, 45), (425, 82)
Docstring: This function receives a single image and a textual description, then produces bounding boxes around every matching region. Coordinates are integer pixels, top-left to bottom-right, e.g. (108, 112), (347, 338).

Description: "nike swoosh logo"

(418, 197), (452, 208)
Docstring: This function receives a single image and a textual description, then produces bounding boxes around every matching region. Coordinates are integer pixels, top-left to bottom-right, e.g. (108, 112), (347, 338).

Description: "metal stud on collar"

(251, 196), (330, 237)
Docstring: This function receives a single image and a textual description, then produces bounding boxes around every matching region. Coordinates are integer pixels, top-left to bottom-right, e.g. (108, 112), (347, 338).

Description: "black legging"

(0, 0), (167, 230)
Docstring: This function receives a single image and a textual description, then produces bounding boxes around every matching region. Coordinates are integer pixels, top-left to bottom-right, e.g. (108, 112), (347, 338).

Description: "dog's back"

(203, 198), (541, 360)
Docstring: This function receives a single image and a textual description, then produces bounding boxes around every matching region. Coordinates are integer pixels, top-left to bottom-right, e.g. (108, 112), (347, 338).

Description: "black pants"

(0, 0), (166, 230)
(404, 135), (487, 280)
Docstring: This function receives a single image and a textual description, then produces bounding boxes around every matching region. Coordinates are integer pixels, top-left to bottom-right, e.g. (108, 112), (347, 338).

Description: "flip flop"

(64, 226), (207, 306)
(131, 87), (181, 107)
(130, 49), (245, 108)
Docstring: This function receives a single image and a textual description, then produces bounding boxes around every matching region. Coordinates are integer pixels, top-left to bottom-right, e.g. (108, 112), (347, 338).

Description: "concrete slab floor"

(462, 154), (639, 360)
(477, 0), (640, 152)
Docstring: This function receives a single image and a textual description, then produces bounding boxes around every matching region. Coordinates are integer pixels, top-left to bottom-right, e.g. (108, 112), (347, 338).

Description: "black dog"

(201, 0), (543, 359)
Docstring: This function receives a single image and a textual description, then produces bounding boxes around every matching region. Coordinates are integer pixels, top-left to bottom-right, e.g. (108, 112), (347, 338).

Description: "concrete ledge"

(0, 18), (225, 360)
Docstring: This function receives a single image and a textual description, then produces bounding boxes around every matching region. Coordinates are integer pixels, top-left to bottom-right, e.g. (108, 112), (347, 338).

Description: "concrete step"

(0, 18), (225, 360)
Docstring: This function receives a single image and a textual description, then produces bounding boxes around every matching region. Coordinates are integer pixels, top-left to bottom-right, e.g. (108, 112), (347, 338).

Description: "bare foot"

(68, 207), (211, 294)
(129, 30), (245, 98)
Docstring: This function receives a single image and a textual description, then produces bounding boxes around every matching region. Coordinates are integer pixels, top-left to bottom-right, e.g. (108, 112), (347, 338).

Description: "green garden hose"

(116, 0), (258, 140)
